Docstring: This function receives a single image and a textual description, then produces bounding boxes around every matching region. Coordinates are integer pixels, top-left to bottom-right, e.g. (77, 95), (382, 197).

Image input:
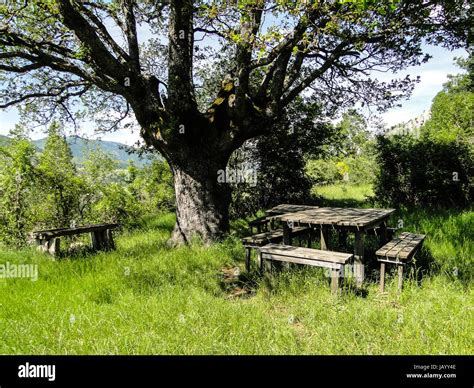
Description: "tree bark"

(168, 154), (231, 245)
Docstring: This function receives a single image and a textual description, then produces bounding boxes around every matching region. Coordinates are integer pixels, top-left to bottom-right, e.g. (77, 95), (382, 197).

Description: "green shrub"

(374, 135), (473, 208)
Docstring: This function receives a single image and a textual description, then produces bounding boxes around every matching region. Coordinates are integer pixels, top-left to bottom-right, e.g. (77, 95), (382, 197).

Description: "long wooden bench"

(376, 232), (426, 292)
(241, 227), (311, 272)
(32, 223), (119, 257)
(259, 244), (353, 294)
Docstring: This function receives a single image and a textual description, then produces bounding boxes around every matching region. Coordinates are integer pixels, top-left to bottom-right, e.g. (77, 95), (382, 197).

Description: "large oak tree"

(0, 0), (468, 244)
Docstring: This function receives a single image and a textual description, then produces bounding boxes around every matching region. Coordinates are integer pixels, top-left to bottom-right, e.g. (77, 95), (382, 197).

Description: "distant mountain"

(0, 134), (9, 145)
(1, 135), (154, 167)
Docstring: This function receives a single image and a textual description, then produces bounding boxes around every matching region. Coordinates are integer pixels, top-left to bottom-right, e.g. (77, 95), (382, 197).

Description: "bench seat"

(376, 232), (426, 292)
(242, 227), (309, 246)
(259, 243), (353, 293)
(248, 216), (272, 233)
(241, 227), (311, 272)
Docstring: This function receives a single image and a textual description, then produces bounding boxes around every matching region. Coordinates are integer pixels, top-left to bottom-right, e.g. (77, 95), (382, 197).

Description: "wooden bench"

(376, 232), (426, 292)
(32, 223), (119, 256)
(248, 216), (272, 233)
(241, 227), (311, 272)
(259, 244), (353, 294)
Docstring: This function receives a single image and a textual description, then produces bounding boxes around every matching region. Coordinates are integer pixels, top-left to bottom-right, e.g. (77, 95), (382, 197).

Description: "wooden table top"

(265, 204), (318, 215)
(276, 207), (395, 228)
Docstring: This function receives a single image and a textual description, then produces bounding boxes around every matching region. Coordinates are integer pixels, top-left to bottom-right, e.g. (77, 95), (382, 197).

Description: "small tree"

(422, 55), (474, 145)
(0, 127), (37, 247)
(36, 123), (83, 228)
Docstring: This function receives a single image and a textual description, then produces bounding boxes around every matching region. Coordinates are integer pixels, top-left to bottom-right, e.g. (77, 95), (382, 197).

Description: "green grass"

(312, 183), (375, 207)
(0, 191), (473, 355)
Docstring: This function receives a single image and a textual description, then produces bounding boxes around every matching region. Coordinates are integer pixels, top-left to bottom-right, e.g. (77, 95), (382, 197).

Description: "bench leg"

(245, 247), (251, 272)
(331, 268), (340, 294)
(379, 262), (386, 292)
(50, 237), (60, 257)
(91, 231), (103, 251)
(106, 229), (115, 250)
(398, 265), (404, 292)
(38, 238), (60, 257)
(307, 230), (312, 248)
(354, 232), (365, 287)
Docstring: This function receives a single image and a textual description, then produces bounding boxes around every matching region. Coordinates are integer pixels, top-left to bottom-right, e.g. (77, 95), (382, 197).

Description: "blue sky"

(0, 43), (467, 145)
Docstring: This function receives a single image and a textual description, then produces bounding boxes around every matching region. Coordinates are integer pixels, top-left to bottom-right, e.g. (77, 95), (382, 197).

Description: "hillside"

(1, 135), (153, 167)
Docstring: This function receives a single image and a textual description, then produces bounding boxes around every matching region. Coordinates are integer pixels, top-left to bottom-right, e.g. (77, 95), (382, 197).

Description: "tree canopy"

(0, 0), (470, 243)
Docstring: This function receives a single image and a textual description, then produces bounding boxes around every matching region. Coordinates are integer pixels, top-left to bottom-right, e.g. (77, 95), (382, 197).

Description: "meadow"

(0, 185), (472, 355)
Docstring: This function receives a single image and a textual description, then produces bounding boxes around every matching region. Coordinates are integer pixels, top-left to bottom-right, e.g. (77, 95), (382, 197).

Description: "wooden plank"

(276, 207), (395, 229)
(242, 229), (284, 245)
(33, 223), (119, 239)
(376, 233), (425, 260)
(259, 244), (353, 264)
(261, 253), (344, 270)
(265, 204), (318, 216)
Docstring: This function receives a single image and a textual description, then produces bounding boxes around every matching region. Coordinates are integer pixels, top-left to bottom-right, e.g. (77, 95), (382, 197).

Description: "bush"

(374, 135), (473, 208)
(305, 159), (339, 185)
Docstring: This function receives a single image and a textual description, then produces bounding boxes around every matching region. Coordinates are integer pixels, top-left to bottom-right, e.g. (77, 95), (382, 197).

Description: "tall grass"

(0, 189), (472, 355)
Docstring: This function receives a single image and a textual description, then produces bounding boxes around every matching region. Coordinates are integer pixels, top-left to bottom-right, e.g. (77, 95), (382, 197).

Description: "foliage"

(374, 135), (473, 208)
(0, 127), (175, 247)
(421, 55), (474, 145)
(229, 98), (335, 218)
(35, 123), (84, 229)
(305, 110), (377, 187)
(127, 158), (175, 215)
(375, 57), (474, 209)
(0, 129), (38, 247)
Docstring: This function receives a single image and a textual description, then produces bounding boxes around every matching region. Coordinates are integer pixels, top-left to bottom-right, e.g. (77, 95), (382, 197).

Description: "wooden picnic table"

(275, 206), (395, 285)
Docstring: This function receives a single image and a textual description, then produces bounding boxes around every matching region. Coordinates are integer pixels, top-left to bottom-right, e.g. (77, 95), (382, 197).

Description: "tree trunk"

(169, 158), (231, 245)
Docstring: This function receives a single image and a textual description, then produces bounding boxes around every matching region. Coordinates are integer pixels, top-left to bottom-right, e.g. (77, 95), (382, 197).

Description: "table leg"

(245, 247), (251, 272)
(379, 221), (388, 246)
(307, 228), (312, 248)
(320, 226), (329, 250)
(354, 231), (365, 286)
(283, 222), (291, 245)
